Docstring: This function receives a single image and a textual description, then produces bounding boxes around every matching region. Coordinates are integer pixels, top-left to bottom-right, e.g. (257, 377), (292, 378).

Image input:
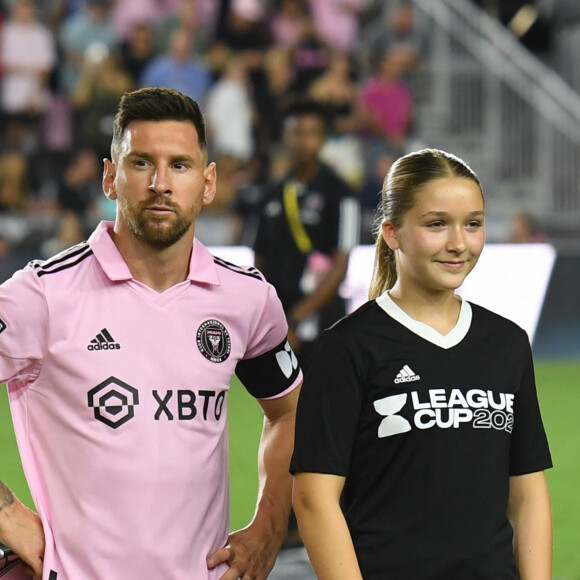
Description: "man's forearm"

(253, 388), (301, 536)
(0, 479), (45, 577)
(253, 412), (295, 538)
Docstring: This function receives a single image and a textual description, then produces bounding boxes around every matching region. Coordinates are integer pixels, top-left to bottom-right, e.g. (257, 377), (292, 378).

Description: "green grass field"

(2, 359), (579, 578)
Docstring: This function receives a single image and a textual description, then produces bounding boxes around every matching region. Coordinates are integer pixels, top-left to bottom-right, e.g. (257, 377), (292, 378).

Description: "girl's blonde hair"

(368, 148), (483, 300)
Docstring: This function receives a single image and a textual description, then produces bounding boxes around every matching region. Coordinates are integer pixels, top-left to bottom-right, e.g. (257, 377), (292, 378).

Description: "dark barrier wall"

(533, 253), (580, 359)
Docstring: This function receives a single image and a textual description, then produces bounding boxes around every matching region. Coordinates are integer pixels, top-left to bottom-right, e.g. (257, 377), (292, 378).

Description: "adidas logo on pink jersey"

(87, 328), (121, 351)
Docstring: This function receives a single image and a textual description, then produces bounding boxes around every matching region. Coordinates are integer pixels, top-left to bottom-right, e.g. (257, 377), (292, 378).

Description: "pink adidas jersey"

(0, 221), (302, 580)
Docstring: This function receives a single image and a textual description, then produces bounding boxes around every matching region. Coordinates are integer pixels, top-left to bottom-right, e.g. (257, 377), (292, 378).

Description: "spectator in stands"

(140, 26), (212, 104)
(358, 0), (425, 77)
(309, 0), (364, 55)
(211, 0), (272, 99)
(309, 51), (363, 189)
(255, 46), (296, 155)
(0, 150), (30, 212)
(309, 51), (358, 136)
(288, 11), (329, 94)
(205, 55), (254, 215)
(109, 0), (175, 42)
(71, 43), (133, 159)
(270, 0), (308, 48)
(55, 147), (102, 220)
(58, 0), (119, 96)
(155, 0), (217, 55)
(0, 0), (57, 152)
(119, 22), (157, 86)
(214, 0), (271, 57)
(355, 43), (415, 175)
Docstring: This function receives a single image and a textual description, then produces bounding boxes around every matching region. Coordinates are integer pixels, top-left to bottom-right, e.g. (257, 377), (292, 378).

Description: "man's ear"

(202, 162), (217, 206)
(103, 159), (117, 200)
(382, 220), (400, 250)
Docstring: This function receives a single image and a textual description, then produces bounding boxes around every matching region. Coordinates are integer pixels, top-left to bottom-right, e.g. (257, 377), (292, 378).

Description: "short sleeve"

(509, 332), (552, 475)
(235, 281), (302, 399)
(0, 266), (48, 384)
(290, 328), (363, 476)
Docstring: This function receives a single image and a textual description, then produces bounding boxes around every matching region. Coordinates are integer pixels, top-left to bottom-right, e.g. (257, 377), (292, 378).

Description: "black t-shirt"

(253, 163), (358, 312)
(291, 294), (552, 580)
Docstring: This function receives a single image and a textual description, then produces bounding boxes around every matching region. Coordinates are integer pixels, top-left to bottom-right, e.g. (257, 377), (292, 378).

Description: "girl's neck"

(388, 285), (462, 335)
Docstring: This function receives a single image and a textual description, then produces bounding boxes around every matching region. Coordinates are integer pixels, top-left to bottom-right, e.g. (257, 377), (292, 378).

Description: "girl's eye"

(426, 221), (445, 228)
(467, 220), (483, 228)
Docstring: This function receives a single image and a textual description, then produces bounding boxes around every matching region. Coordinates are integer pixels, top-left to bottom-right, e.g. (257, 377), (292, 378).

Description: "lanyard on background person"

(283, 181), (312, 254)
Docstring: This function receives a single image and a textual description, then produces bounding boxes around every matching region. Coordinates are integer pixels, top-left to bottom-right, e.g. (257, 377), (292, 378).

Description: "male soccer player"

(0, 87), (302, 580)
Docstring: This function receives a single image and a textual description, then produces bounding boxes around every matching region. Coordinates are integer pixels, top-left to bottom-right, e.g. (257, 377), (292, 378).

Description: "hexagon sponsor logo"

(87, 377), (139, 429)
(197, 319), (231, 363)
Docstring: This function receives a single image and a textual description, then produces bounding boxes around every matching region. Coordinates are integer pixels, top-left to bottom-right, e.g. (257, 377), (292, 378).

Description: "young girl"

(291, 149), (552, 579)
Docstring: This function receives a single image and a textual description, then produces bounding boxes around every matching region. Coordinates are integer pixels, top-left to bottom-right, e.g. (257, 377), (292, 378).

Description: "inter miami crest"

(197, 319), (231, 363)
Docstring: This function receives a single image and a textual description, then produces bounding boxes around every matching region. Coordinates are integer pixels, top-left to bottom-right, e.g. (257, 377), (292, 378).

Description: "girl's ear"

(382, 220), (400, 250)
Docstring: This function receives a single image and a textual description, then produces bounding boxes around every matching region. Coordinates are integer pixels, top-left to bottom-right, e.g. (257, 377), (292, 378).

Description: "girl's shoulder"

(327, 300), (390, 339)
(467, 301), (529, 341)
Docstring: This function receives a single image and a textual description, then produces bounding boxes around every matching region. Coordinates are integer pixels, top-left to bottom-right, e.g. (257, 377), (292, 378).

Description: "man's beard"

(120, 197), (197, 249)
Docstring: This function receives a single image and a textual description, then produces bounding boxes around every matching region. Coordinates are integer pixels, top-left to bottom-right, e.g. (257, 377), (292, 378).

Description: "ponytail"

(368, 234), (397, 300)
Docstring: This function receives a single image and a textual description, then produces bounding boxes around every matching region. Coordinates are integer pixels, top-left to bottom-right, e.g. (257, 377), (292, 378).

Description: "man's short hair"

(111, 87), (207, 159)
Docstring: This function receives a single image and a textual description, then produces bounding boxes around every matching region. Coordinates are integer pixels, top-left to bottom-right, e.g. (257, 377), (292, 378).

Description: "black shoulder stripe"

(33, 242), (91, 271)
(36, 249), (94, 277)
(213, 257), (263, 281)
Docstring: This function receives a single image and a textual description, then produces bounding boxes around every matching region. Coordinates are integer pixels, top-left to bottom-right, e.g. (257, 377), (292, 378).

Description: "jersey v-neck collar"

(376, 291), (472, 349)
(88, 221), (222, 287)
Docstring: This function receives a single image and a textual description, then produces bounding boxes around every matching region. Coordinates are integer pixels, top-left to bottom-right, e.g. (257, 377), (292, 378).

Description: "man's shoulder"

(211, 254), (266, 285)
(0, 241), (96, 306)
(27, 241), (94, 281)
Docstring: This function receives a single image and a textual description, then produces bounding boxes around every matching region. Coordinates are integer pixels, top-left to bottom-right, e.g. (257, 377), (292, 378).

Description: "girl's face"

(382, 177), (485, 295)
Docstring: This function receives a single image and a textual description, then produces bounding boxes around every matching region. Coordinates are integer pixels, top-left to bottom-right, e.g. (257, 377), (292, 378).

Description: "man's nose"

(149, 167), (171, 195)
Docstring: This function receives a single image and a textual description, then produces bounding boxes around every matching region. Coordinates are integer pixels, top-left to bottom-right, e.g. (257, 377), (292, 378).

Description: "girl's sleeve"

(291, 328), (363, 476)
(509, 331), (553, 475)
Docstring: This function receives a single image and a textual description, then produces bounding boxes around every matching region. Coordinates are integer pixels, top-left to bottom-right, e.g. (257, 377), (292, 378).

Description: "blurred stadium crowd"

(0, 0), (573, 276)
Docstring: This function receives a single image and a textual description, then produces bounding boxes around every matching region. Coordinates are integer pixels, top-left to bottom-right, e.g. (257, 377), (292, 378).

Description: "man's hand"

(207, 521), (284, 580)
(0, 484), (44, 580)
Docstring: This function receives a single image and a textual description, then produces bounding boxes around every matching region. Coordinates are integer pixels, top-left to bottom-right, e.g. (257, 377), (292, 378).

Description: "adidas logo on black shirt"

(394, 365), (420, 384)
(87, 328), (121, 351)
